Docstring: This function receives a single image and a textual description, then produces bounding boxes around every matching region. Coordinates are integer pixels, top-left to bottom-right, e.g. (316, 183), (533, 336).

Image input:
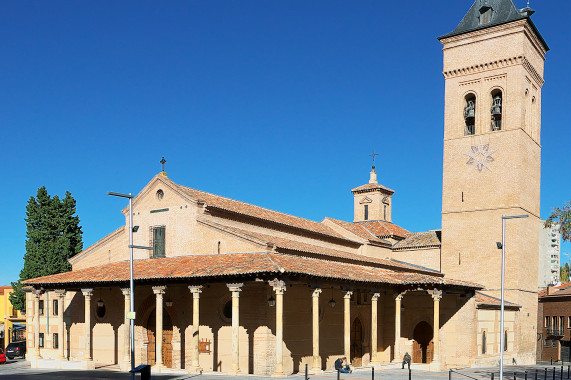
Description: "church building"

(22, 0), (547, 374)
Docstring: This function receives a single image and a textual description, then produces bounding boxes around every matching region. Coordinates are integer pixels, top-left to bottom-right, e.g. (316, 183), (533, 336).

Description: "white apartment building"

(539, 221), (562, 288)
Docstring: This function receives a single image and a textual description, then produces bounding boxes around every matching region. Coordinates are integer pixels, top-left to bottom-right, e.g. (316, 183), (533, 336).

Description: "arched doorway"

(412, 321), (433, 364)
(350, 318), (363, 366)
(146, 309), (173, 368)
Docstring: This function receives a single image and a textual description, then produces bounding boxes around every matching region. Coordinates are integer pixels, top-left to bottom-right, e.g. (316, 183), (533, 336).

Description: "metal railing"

(547, 328), (565, 337)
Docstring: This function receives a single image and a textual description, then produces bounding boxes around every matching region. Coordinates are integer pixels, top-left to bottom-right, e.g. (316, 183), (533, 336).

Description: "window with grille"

(53, 333), (58, 349)
(150, 226), (166, 258)
(53, 299), (58, 316)
(39, 333), (44, 348)
(504, 331), (508, 351)
(39, 300), (44, 315)
(364, 205), (369, 221)
(482, 331), (487, 354)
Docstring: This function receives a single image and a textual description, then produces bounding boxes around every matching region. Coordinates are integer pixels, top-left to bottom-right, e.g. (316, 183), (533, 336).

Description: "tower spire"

(369, 150), (379, 184)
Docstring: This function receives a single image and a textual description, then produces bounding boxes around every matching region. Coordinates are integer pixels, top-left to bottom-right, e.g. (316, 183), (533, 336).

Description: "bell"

(464, 100), (476, 120)
(491, 96), (502, 116)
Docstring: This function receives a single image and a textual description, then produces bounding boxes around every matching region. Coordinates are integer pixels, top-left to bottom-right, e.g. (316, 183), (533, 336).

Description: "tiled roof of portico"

(23, 252), (482, 290)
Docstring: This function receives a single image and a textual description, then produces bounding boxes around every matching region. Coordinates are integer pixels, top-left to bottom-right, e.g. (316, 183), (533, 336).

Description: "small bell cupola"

(351, 165), (395, 223)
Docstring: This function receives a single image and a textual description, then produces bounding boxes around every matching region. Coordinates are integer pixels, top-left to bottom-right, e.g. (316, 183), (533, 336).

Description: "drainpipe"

(46, 292), (49, 334)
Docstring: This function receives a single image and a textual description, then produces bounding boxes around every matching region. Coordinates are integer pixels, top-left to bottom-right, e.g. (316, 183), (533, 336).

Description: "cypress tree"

(10, 187), (83, 312)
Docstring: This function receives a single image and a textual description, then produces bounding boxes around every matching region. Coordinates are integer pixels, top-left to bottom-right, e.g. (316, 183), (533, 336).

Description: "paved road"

(0, 360), (568, 380)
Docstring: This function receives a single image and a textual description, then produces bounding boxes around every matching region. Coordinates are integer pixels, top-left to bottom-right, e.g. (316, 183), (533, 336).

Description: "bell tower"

(438, 0), (548, 364)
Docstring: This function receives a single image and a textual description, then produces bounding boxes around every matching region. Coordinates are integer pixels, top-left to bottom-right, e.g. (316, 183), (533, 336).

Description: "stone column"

(121, 288), (131, 370)
(188, 285), (203, 373)
(371, 292), (381, 364)
(32, 289), (43, 359)
(311, 288), (322, 372)
(152, 286), (166, 369)
(227, 283), (243, 374)
(81, 288), (94, 361)
(272, 280), (287, 377)
(432, 289), (443, 363)
(55, 290), (66, 360)
(343, 291), (353, 361)
(393, 292), (406, 362)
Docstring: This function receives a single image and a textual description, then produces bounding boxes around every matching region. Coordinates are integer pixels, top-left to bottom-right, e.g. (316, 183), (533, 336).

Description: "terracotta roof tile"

(23, 253), (481, 290)
(474, 291), (520, 308)
(177, 185), (353, 242)
(392, 231), (442, 250)
(324, 218), (388, 243)
(538, 283), (571, 298)
(215, 223), (435, 274)
(351, 183), (395, 194)
(358, 220), (410, 239)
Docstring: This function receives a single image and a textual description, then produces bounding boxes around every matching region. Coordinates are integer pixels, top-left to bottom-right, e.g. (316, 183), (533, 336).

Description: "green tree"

(561, 262), (570, 283)
(546, 201), (571, 242)
(9, 187), (83, 312)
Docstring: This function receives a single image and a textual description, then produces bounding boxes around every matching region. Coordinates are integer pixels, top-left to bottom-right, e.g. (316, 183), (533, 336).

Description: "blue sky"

(0, 0), (569, 284)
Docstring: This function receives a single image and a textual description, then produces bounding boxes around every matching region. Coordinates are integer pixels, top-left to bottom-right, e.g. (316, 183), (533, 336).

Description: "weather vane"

(160, 157), (167, 172)
(369, 150), (379, 167)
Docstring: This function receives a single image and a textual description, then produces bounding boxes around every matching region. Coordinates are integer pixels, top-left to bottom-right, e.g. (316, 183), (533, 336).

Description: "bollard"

(409, 368), (412, 380)
(525, 370), (528, 380)
(491, 373), (494, 380)
(514, 372), (516, 380)
(337, 369), (340, 380)
(372, 367), (374, 380)
(535, 368), (538, 380)
(568, 365), (570, 379)
(305, 364), (309, 380)
(449, 369), (452, 380)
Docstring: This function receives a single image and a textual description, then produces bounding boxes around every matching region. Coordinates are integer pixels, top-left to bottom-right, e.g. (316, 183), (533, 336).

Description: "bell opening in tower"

(464, 94), (476, 135)
(491, 90), (502, 131)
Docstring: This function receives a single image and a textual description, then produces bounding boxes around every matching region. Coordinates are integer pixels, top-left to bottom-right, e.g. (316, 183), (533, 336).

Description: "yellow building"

(0, 286), (26, 350)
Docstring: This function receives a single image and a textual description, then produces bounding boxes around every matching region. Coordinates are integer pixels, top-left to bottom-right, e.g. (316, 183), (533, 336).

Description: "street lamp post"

(499, 214), (528, 379)
(107, 192), (136, 380)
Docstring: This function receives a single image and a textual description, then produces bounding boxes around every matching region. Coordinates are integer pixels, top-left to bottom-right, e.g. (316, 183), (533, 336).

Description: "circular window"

(223, 300), (232, 319)
(156, 189), (164, 200)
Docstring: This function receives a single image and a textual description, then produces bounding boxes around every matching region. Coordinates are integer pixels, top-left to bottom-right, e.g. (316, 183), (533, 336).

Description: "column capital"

(371, 292), (381, 301)
(312, 288), (322, 297)
(81, 288), (94, 298)
(32, 288), (45, 297)
(270, 279), (287, 294)
(343, 290), (353, 299)
(394, 291), (406, 301)
(188, 285), (203, 295)
(152, 285), (167, 295)
(120, 288), (131, 296)
(227, 283), (244, 293)
(431, 289), (443, 301)
(54, 289), (66, 298)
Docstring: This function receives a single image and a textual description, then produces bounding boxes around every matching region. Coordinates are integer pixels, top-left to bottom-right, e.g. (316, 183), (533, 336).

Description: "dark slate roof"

(438, 0), (548, 51)
(392, 230), (442, 250)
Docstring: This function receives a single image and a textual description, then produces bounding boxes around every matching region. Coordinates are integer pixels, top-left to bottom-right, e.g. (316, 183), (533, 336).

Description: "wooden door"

(412, 321), (433, 364)
(147, 313), (156, 366)
(146, 309), (173, 368)
(350, 318), (363, 366)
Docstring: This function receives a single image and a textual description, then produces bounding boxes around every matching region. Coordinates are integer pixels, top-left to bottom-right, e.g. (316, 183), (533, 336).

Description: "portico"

(24, 252), (478, 375)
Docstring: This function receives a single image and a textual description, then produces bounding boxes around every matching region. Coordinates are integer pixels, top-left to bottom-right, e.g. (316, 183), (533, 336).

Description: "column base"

(187, 366), (202, 374)
(119, 362), (131, 371)
(429, 361), (442, 372)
